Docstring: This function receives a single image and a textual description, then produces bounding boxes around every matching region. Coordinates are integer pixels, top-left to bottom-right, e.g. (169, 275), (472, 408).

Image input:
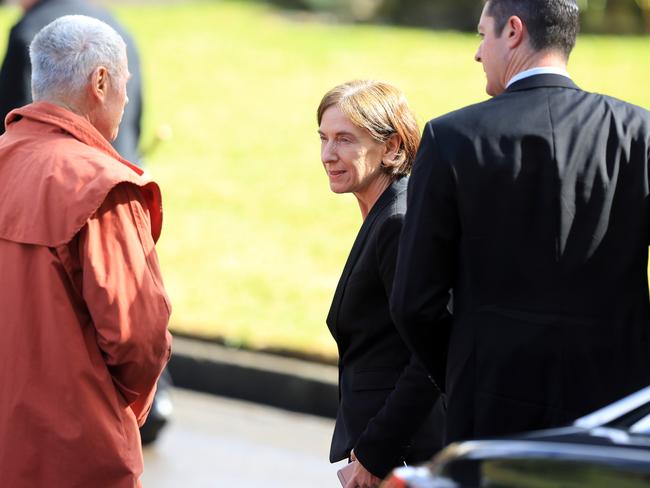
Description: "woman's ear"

(383, 133), (401, 164)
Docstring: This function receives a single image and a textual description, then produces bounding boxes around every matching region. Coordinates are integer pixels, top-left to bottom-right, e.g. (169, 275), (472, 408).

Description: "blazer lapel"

(326, 178), (408, 339)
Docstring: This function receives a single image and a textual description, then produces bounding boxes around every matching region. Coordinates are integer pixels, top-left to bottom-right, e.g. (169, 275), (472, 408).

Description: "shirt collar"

(506, 67), (571, 88)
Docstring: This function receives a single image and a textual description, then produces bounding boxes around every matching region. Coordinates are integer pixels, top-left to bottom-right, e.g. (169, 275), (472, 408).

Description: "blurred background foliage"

(264, 0), (650, 34)
(0, 0), (649, 362)
(0, 0), (649, 33)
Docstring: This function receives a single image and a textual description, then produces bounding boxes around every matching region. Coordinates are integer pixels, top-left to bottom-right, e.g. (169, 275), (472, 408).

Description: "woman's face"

(318, 105), (386, 195)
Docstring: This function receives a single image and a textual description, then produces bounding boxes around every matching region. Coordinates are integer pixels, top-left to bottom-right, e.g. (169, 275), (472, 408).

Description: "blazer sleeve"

(390, 121), (458, 389)
(79, 182), (172, 426)
(353, 212), (442, 479)
(0, 26), (31, 134)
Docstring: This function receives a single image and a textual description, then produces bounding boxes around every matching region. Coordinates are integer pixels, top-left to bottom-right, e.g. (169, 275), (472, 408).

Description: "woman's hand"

(345, 451), (383, 488)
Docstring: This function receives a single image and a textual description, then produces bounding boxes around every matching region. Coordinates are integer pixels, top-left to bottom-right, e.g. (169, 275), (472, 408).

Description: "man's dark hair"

(485, 0), (579, 58)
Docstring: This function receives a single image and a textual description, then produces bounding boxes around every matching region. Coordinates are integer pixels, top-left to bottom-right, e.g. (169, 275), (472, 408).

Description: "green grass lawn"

(1, 1), (649, 359)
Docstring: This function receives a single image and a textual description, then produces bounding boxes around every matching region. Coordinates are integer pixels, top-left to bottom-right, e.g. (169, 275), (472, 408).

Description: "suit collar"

(326, 177), (408, 338)
(506, 73), (580, 93)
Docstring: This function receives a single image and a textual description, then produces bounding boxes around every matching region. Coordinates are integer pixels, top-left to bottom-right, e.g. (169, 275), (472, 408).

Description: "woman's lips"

(329, 170), (345, 178)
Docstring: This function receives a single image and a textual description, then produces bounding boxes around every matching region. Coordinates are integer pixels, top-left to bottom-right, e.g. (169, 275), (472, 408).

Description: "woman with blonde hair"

(318, 80), (444, 487)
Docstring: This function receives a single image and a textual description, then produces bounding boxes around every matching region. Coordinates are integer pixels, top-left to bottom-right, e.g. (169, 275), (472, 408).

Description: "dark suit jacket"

(391, 74), (650, 444)
(0, 0), (142, 163)
(328, 177), (444, 478)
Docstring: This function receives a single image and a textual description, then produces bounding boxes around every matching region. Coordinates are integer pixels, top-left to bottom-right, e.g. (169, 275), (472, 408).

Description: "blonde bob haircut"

(317, 80), (420, 179)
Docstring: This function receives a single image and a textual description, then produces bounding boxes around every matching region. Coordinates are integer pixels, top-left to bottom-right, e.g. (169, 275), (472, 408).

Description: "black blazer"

(328, 177), (444, 478)
(0, 0), (142, 163)
(391, 74), (650, 444)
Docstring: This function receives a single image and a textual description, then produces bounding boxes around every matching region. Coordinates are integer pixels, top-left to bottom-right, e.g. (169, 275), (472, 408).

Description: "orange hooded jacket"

(0, 102), (172, 487)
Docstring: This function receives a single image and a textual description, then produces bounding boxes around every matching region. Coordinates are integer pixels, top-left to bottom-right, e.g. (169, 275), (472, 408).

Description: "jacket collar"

(506, 73), (580, 93)
(326, 177), (408, 338)
(6, 102), (142, 174)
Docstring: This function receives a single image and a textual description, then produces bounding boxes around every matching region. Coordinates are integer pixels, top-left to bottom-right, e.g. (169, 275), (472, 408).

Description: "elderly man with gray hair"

(0, 0), (143, 163)
(0, 15), (171, 488)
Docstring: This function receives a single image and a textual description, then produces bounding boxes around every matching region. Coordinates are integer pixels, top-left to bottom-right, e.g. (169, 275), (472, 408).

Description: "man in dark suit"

(0, 0), (142, 163)
(391, 0), (650, 445)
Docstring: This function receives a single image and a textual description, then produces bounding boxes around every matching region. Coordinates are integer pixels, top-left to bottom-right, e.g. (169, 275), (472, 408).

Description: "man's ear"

(89, 66), (109, 102)
(505, 15), (525, 49)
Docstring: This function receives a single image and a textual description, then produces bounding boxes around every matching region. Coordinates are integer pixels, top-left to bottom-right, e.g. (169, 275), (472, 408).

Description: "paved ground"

(141, 388), (346, 487)
(168, 336), (338, 419)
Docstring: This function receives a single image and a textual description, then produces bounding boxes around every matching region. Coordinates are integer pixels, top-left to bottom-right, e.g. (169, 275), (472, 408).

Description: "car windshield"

(630, 413), (650, 435)
(575, 386), (650, 433)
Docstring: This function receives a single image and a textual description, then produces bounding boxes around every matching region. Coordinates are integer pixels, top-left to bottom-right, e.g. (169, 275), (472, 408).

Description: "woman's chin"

(329, 182), (349, 194)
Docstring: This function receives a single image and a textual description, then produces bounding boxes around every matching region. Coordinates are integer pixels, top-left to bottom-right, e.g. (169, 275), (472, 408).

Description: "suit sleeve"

(390, 121), (458, 390)
(353, 212), (442, 479)
(79, 182), (172, 426)
(0, 27), (32, 134)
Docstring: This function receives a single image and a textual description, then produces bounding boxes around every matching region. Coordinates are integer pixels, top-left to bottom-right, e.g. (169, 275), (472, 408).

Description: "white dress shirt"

(506, 66), (571, 88)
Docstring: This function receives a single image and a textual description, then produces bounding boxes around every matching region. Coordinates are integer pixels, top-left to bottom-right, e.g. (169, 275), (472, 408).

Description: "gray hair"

(30, 15), (126, 101)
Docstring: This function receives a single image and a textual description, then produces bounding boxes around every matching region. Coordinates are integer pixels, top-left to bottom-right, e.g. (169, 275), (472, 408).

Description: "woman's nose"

(322, 141), (338, 163)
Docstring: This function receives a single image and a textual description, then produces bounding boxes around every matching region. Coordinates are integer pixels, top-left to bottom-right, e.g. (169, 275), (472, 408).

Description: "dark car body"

(384, 386), (650, 487)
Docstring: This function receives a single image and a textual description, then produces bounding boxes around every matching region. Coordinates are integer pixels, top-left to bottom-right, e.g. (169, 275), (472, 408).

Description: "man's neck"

(503, 50), (568, 90)
(42, 96), (89, 120)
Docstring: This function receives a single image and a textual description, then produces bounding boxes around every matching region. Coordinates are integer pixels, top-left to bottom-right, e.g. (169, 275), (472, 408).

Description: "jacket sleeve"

(0, 26), (31, 134)
(353, 212), (443, 479)
(79, 182), (172, 426)
(390, 122), (458, 390)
